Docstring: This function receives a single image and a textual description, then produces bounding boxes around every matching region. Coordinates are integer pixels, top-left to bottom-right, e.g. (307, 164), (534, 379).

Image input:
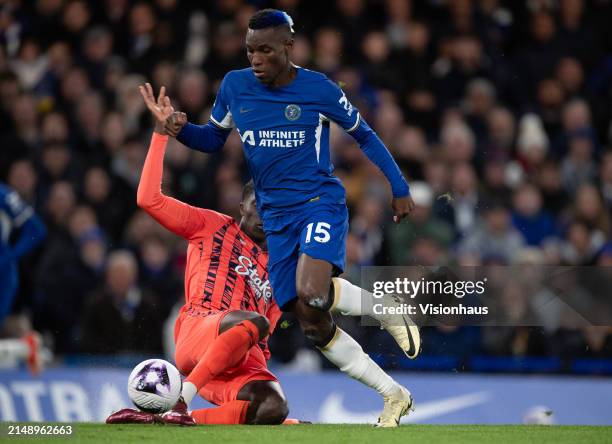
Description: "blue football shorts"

(263, 201), (349, 310)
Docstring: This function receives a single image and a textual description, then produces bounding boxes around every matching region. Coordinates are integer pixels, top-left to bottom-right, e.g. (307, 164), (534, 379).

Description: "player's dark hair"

(242, 180), (255, 201)
(248, 8), (294, 33)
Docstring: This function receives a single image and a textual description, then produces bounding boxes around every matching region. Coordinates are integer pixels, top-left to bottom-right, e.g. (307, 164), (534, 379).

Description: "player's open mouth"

(253, 70), (266, 78)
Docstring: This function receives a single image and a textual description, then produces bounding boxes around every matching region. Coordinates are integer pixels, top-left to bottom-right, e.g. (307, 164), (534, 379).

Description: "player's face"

(246, 27), (293, 86)
(240, 192), (265, 243)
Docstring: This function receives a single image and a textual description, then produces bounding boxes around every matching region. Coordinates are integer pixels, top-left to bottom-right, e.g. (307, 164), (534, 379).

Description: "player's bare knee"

(253, 394), (289, 425)
(297, 283), (329, 311)
(246, 314), (270, 339)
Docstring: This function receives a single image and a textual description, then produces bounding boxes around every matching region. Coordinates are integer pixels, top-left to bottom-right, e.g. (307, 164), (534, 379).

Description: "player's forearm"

(176, 122), (229, 153)
(138, 132), (203, 239)
(137, 132), (169, 211)
(351, 121), (410, 197)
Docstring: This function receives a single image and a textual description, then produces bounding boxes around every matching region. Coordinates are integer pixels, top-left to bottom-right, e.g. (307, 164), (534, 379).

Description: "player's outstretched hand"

(138, 83), (174, 134)
(165, 111), (187, 137)
(392, 195), (415, 224)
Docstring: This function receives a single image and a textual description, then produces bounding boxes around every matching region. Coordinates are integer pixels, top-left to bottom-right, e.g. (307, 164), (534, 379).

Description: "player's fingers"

(139, 85), (158, 113)
(139, 85), (152, 104)
(157, 86), (166, 105)
(145, 82), (153, 100)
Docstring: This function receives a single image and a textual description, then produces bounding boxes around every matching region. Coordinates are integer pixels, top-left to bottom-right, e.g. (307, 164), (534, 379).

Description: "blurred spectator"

(459, 200), (525, 263)
(482, 280), (549, 356)
(82, 166), (135, 243)
(516, 11), (562, 97)
(7, 160), (38, 206)
(561, 220), (600, 265)
(388, 181), (453, 265)
(537, 160), (569, 217)
(517, 114), (549, 174)
(484, 106), (515, 162)
(35, 205), (103, 352)
(79, 250), (163, 353)
(137, 234), (181, 316)
(350, 196), (386, 265)
(446, 163), (480, 237)
(599, 151), (612, 210)
(561, 131), (596, 194)
(569, 183), (610, 239)
(43, 181), (76, 236)
(511, 182), (557, 246)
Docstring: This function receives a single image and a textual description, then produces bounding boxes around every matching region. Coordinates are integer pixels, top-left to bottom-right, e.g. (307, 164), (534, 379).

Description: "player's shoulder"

(190, 208), (235, 240)
(299, 67), (335, 86)
(222, 68), (256, 89)
(201, 209), (234, 227)
(298, 67), (342, 97)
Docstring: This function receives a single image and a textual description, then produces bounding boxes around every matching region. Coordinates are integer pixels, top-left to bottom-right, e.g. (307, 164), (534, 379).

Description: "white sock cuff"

(181, 381), (198, 405)
(330, 277), (365, 316)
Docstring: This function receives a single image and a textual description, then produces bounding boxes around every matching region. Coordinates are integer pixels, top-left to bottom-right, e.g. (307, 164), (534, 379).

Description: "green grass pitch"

(2, 424), (612, 444)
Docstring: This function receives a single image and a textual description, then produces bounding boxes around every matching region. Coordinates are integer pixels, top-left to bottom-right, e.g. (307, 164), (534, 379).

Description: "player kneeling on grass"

(107, 84), (295, 426)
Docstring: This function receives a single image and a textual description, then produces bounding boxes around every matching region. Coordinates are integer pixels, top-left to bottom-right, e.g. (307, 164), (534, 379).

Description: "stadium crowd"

(1, 0), (612, 372)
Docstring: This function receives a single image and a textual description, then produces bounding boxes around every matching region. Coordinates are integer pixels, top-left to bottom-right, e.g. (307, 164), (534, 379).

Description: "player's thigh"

(296, 204), (349, 299)
(174, 313), (224, 374)
(265, 223), (301, 311)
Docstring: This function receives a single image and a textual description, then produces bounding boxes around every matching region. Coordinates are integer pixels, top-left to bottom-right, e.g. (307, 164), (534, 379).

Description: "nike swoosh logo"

(319, 391), (490, 424)
(240, 107), (253, 113)
(402, 314), (417, 357)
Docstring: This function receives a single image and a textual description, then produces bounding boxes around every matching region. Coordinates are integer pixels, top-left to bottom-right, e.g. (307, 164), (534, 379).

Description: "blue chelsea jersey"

(209, 67), (360, 217)
(0, 184), (34, 254)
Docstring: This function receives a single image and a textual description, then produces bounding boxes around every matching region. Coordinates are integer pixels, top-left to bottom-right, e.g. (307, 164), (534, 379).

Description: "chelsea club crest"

(284, 104), (301, 121)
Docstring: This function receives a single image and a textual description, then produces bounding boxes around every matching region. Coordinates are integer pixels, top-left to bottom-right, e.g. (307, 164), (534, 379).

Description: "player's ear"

(284, 38), (294, 54)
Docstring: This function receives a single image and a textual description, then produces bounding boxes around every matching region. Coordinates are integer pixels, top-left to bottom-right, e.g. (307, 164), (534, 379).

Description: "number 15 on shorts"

(305, 222), (331, 243)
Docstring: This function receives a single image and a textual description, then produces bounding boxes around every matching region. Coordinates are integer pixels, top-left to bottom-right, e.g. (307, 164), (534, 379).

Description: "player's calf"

(293, 299), (336, 347)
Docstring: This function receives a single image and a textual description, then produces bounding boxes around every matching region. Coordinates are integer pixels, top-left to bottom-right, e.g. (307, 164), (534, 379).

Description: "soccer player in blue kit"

(165, 9), (420, 426)
(0, 182), (46, 373)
